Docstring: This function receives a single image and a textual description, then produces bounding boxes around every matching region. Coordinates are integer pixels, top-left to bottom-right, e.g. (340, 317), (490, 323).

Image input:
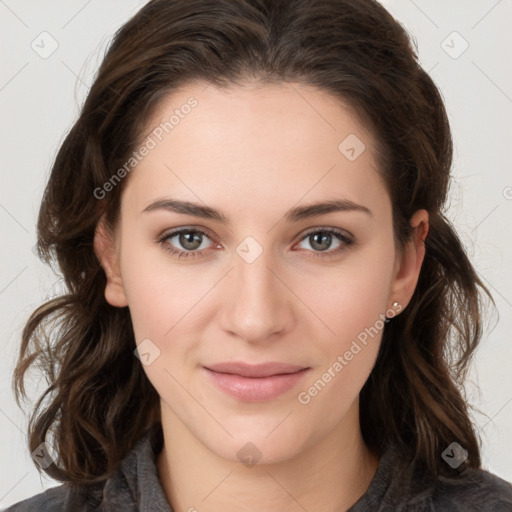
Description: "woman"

(8, 0), (512, 510)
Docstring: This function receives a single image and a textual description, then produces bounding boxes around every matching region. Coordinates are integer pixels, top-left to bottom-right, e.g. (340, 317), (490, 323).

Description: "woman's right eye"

(158, 229), (215, 259)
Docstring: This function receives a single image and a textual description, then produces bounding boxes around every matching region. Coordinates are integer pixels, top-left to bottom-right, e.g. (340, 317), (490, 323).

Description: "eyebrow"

(142, 197), (372, 223)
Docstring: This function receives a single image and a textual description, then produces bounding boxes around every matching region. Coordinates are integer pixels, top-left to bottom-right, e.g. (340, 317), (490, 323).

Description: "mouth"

(203, 362), (311, 402)
(203, 361), (309, 378)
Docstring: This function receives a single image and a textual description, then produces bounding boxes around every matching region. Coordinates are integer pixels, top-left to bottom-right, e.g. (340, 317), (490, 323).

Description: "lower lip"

(204, 367), (310, 402)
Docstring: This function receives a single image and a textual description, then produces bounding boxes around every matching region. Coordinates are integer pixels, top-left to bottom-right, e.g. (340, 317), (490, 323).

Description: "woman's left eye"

(294, 229), (354, 258)
(157, 228), (354, 260)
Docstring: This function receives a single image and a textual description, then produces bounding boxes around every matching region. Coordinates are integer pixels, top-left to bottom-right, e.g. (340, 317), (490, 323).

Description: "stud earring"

(385, 301), (401, 322)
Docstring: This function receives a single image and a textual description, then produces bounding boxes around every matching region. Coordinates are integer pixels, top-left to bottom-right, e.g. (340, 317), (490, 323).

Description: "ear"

(93, 217), (128, 307)
(388, 209), (429, 311)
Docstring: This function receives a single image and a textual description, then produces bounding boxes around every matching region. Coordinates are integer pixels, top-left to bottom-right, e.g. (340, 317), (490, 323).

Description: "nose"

(218, 241), (295, 344)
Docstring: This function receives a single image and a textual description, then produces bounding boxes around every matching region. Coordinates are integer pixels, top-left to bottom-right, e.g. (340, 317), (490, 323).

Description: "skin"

(94, 80), (428, 512)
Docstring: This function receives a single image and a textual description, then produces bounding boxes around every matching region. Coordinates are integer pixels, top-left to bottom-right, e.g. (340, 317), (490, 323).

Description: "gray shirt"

(6, 425), (512, 511)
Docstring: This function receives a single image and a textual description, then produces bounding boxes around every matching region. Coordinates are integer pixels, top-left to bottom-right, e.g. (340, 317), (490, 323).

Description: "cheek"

(294, 238), (395, 400)
(295, 275), (389, 420)
(119, 237), (206, 341)
(119, 245), (209, 397)
(118, 236), (226, 397)
(302, 243), (395, 352)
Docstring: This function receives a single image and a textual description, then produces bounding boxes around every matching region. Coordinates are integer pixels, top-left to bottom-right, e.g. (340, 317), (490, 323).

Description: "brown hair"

(14, 0), (492, 486)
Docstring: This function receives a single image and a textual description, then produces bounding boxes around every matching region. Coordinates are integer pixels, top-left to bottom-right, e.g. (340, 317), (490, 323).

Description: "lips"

(203, 362), (311, 402)
(204, 361), (308, 378)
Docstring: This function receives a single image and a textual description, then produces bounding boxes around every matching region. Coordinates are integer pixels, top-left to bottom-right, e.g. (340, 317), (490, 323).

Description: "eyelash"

(157, 227), (355, 260)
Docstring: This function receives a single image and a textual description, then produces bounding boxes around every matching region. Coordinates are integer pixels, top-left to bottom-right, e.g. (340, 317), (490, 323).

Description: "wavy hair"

(13, 0), (492, 486)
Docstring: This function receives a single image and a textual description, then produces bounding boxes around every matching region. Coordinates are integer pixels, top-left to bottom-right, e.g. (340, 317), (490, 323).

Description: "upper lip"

(204, 362), (308, 378)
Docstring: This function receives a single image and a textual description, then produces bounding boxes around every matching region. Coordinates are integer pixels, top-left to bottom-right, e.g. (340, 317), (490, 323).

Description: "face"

(95, 80), (425, 465)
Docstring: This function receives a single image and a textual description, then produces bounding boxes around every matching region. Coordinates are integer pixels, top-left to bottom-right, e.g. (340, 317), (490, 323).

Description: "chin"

(199, 423), (312, 467)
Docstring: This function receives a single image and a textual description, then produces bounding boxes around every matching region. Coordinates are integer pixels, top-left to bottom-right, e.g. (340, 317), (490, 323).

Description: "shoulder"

(4, 482), (103, 512)
(357, 442), (512, 512)
(430, 467), (512, 511)
(4, 425), (166, 512)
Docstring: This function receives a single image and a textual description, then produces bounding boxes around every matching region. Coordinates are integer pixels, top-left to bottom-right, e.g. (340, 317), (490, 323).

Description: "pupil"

(181, 232), (201, 250)
(312, 232), (331, 251)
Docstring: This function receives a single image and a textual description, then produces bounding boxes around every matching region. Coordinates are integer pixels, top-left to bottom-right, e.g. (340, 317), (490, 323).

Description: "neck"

(156, 401), (380, 512)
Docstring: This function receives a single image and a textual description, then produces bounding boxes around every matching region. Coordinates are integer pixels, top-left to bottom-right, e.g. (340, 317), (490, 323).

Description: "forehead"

(122, 81), (389, 221)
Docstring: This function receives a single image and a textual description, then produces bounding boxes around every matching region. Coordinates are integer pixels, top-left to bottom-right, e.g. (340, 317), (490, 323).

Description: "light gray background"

(1, 0), (511, 508)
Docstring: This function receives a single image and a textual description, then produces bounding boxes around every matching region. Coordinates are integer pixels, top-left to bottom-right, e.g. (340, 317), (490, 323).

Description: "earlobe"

(93, 218), (129, 308)
(389, 209), (429, 311)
